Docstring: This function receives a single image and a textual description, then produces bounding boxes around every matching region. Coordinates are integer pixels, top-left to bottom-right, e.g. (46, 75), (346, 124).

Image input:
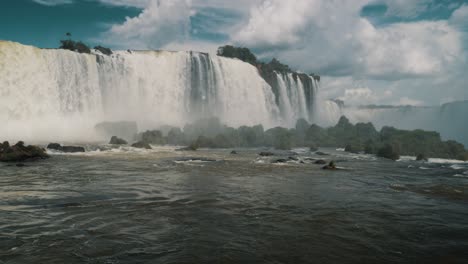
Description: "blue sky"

(1, 0), (468, 106)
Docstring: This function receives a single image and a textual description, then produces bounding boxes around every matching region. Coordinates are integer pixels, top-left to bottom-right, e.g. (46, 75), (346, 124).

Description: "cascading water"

(0, 41), (318, 142)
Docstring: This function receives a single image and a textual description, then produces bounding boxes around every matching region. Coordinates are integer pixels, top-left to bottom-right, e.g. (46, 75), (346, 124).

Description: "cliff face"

(0, 41), (319, 142)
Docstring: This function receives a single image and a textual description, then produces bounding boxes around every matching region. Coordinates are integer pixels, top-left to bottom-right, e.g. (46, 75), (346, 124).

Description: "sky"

(1, 0), (468, 106)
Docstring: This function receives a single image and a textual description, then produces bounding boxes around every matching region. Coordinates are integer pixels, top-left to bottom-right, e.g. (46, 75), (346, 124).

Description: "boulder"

(273, 158), (288, 163)
(47, 143), (85, 153)
(131, 141), (152, 149)
(109, 136), (127, 145)
(0, 141), (49, 162)
(416, 154), (428, 162)
(230, 150), (238, 154)
(176, 142), (198, 151)
(259, 151), (275, 156)
(140, 130), (165, 145)
(322, 161), (337, 170)
(315, 151), (330, 156)
(314, 159), (327, 165)
(377, 144), (400, 161)
(309, 144), (318, 152)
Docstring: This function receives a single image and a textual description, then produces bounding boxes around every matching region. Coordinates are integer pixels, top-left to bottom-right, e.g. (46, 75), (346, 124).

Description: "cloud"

(102, 0), (192, 49)
(233, 0), (463, 80)
(32, 0), (73, 5)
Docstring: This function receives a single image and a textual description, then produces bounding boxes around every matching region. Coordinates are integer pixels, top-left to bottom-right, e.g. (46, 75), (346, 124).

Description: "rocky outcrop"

(131, 141), (152, 149)
(0, 141), (49, 162)
(47, 143), (85, 153)
(109, 136), (127, 145)
(259, 151), (275, 156)
(322, 161), (337, 170)
(416, 154), (428, 162)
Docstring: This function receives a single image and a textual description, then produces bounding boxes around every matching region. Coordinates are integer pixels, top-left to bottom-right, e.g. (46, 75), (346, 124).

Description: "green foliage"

(94, 45), (113, 56)
(217, 45), (258, 65)
(59, 39), (91, 54)
(127, 116), (468, 161)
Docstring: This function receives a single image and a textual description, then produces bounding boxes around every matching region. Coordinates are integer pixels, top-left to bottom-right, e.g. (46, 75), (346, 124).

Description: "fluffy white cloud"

(233, 0), (463, 79)
(103, 0), (192, 49)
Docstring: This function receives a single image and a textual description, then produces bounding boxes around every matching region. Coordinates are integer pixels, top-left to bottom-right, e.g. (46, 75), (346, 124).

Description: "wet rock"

(416, 154), (428, 162)
(259, 151), (275, 156)
(231, 150), (238, 154)
(0, 141), (49, 162)
(176, 157), (217, 162)
(322, 161), (337, 170)
(176, 142), (198, 151)
(315, 151), (330, 156)
(109, 136), (127, 145)
(273, 158), (288, 163)
(131, 141), (152, 149)
(314, 159), (327, 165)
(47, 143), (85, 153)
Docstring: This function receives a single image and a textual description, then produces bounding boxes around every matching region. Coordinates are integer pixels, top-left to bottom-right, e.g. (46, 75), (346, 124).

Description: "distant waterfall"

(0, 41), (319, 142)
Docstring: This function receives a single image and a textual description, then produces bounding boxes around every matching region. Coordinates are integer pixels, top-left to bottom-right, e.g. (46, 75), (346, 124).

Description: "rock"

(322, 161), (337, 170)
(314, 159), (327, 165)
(131, 141), (152, 149)
(315, 151), (329, 156)
(140, 130), (164, 145)
(345, 144), (355, 153)
(176, 142), (198, 151)
(288, 156), (299, 161)
(273, 158), (288, 163)
(231, 150), (238, 154)
(95, 121), (138, 142)
(416, 154), (428, 162)
(377, 144), (400, 161)
(109, 136), (127, 145)
(0, 141), (49, 162)
(47, 143), (85, 153)
(259, 151), (275, 156)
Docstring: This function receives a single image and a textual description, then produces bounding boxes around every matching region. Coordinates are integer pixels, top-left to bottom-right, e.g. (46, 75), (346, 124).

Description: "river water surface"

(1, 147), (467, 263)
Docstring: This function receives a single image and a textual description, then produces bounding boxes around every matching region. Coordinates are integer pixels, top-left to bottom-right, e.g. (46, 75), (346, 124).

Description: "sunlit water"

(1, 147), (467, 263)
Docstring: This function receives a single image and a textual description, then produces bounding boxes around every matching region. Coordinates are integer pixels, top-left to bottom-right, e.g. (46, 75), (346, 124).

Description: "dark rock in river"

(377, 144), (400, 161)
(314, 159), (327, 165)
(140, 130), (165, 145)
(259, 151), (275, 156)
(131, 141), (152, 149)
(176, 142), (199, 151)
(47, 143), (85, 153)
(231, 150), (238, 154)
(0, 141), (49, 162)
(416, 154), (428, 162)
(315, 151), (330, 156)
(322, 161), (337, 170)
(273, 158), (288, 163)
(109, 136), (127, 145)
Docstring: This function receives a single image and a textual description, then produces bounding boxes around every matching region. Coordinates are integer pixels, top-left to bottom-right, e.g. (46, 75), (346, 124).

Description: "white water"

(0, 41), (319, 142)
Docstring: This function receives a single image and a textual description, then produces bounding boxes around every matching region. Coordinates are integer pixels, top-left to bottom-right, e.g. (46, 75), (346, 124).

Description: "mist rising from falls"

(321, 99), (468, 147)
(0, 41), (318, 142)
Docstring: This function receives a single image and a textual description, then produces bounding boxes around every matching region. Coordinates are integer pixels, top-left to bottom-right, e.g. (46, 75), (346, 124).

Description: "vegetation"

(59, 33), (112, 55)
(217, 45), (258, 65)
(94, 45), (113, 56)
(132, 116), (468, 161)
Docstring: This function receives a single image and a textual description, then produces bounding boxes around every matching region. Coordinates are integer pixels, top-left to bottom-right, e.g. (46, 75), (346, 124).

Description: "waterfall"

(0, 41), (318, 142)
